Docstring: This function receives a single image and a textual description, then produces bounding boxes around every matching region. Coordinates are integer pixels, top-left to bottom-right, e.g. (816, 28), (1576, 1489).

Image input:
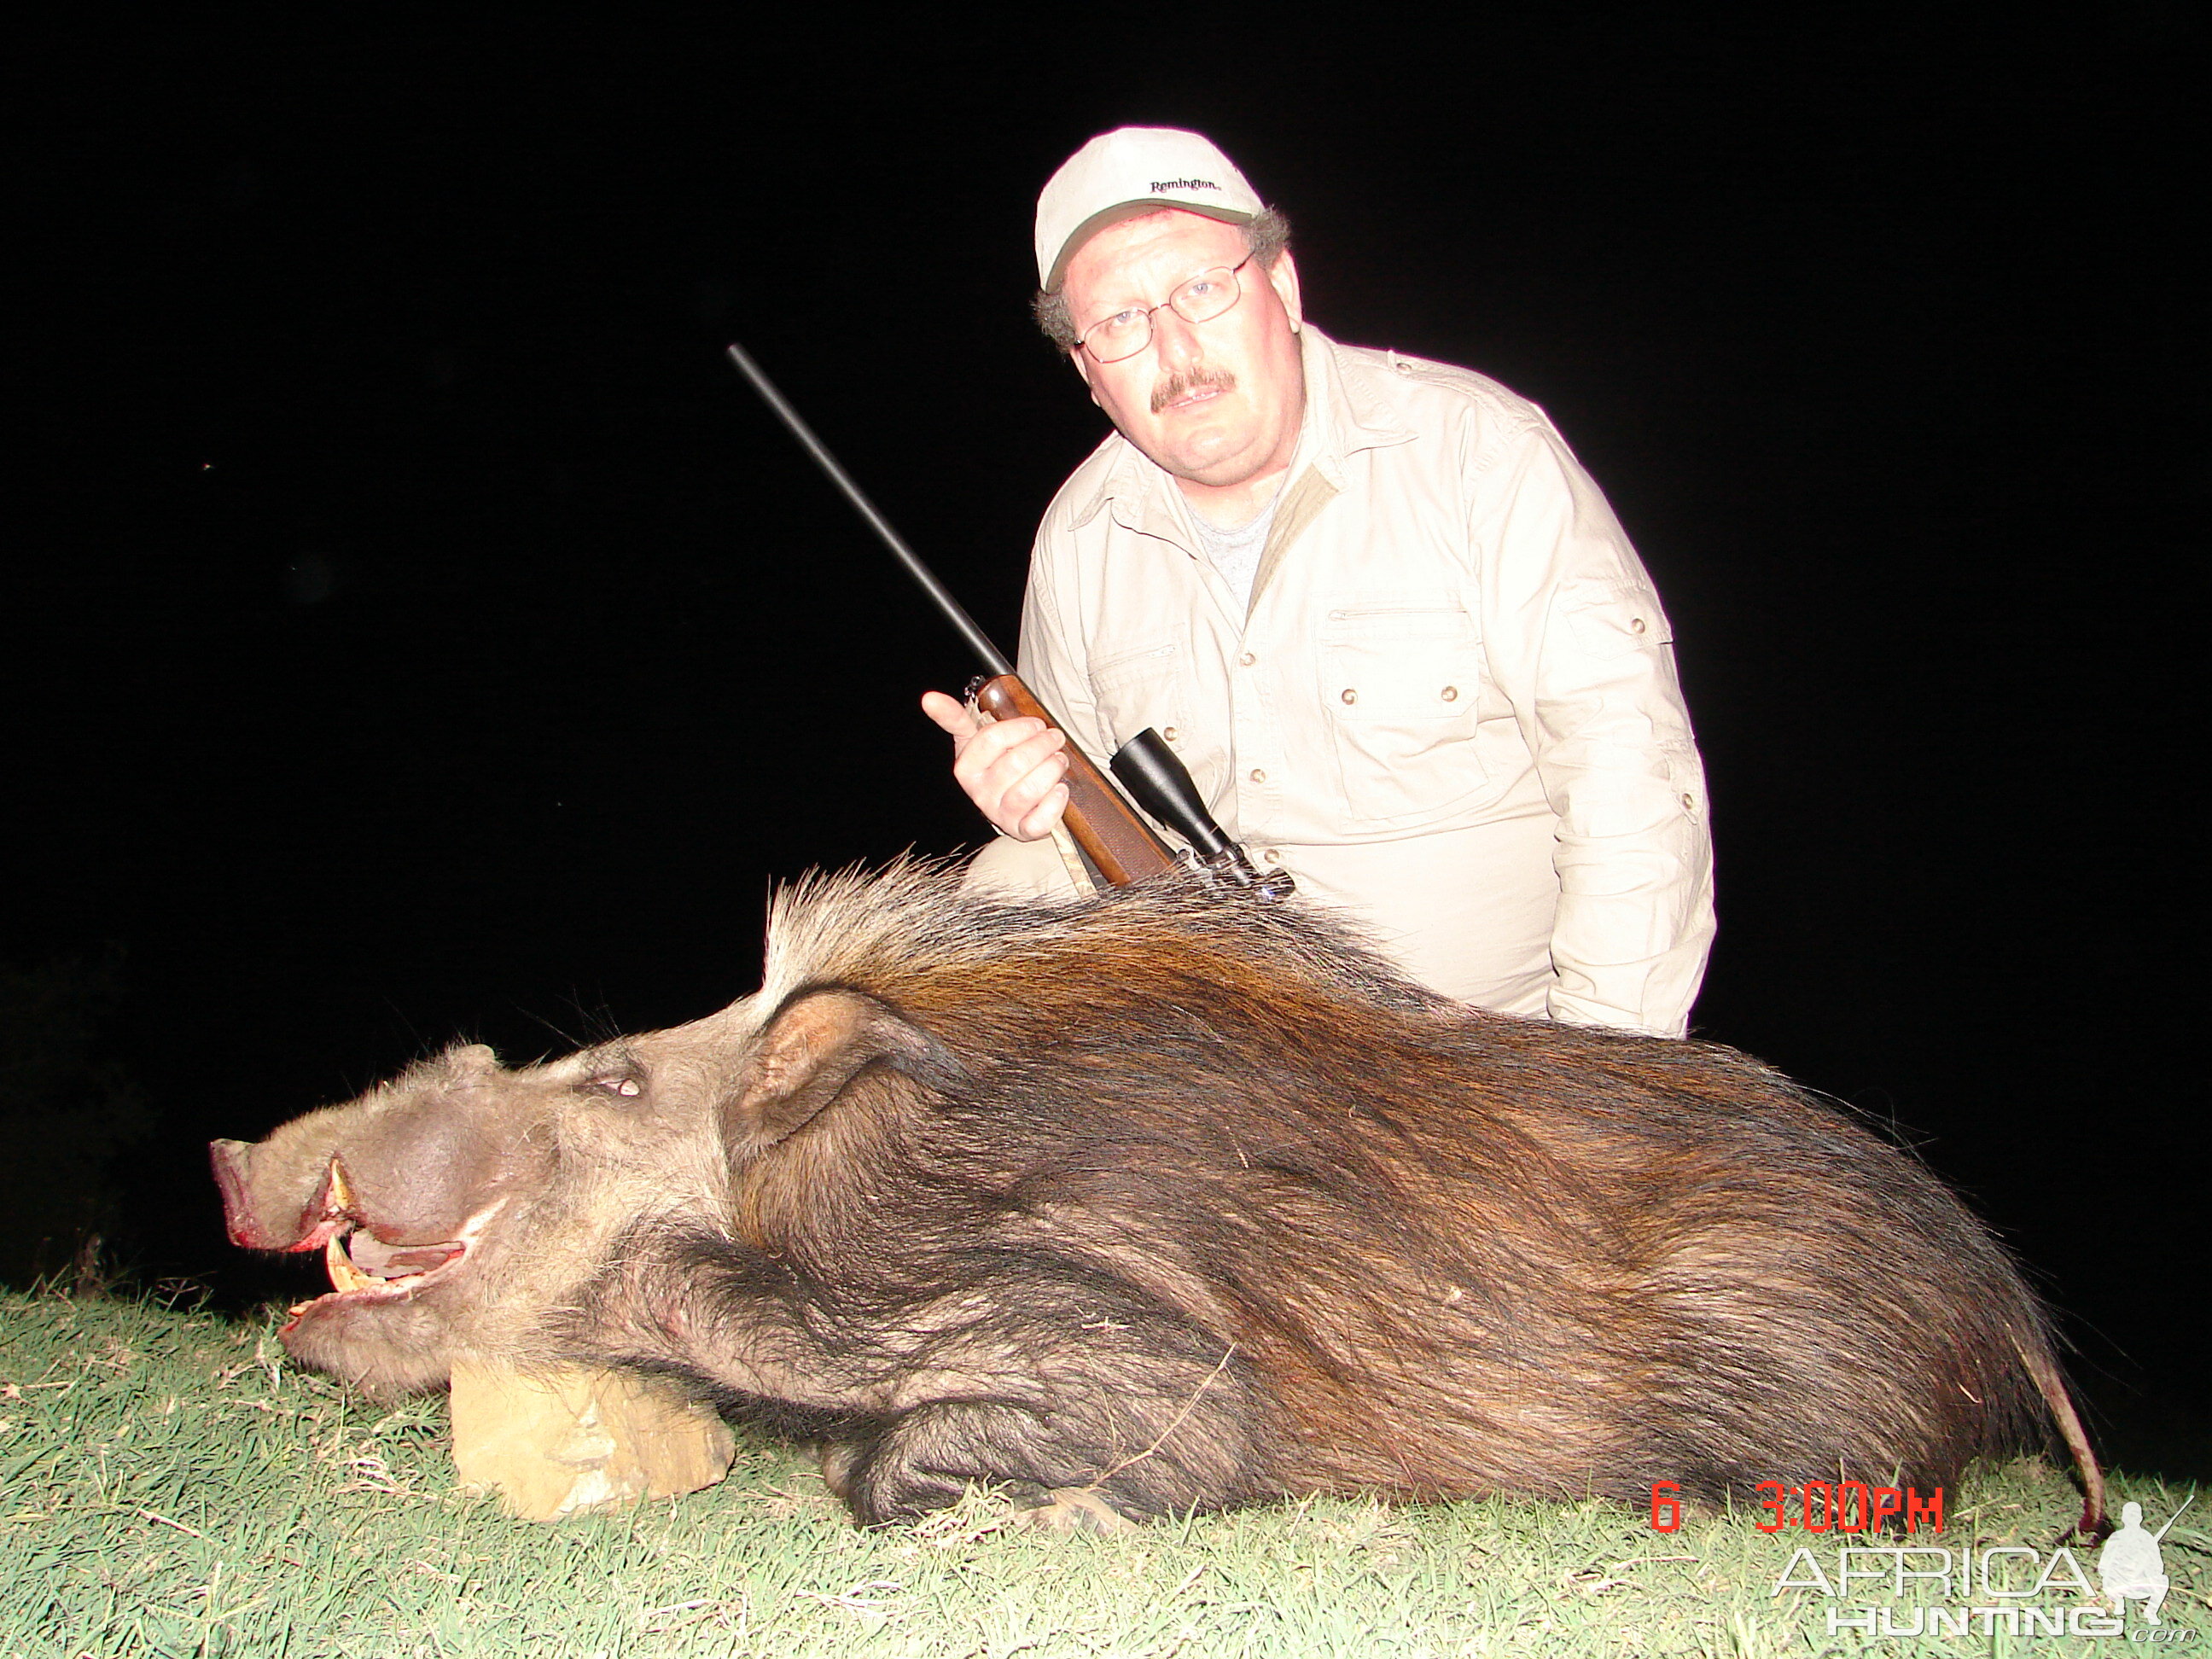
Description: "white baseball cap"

(1034, 127), (1266, 292)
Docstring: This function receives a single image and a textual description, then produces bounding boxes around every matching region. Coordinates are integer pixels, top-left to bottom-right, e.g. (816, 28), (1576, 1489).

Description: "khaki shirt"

(968, 326), (1714, 1037)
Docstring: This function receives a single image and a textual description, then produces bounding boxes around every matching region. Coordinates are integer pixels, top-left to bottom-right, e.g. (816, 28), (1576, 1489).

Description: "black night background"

(11, 14), (2200, 1478)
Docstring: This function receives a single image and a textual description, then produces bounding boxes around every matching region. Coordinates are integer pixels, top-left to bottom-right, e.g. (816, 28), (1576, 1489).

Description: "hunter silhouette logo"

(2100, 1495), (2191, 1625)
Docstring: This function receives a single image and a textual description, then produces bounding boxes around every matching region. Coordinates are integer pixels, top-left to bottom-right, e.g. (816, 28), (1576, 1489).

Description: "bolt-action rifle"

(727, 341), (1290, 899)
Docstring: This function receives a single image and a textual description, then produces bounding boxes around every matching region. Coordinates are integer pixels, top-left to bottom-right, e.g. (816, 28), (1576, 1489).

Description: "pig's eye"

(584, 1070), (645, 1099)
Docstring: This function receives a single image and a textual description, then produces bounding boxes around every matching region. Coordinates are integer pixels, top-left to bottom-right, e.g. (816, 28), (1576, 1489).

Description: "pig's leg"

(839, 1400), (1120, 1525)
(837, 1330), (1269, 1528)
(838, 1400), (1188, 1528)
(816, 1437), (864, 1505)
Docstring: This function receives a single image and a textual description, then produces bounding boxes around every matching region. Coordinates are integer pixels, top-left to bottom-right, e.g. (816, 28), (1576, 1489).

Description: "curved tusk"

(325, 1231), (374, 1292)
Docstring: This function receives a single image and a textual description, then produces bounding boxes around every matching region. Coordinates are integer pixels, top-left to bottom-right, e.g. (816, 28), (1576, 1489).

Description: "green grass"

(2, 1289), (2201, 1657)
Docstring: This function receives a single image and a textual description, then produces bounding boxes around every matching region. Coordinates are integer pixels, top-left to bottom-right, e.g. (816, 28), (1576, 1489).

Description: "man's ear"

(1069, 342), (1100, 403)
(1266, 249), (1302, 334)
(725, 987), (961, 1153)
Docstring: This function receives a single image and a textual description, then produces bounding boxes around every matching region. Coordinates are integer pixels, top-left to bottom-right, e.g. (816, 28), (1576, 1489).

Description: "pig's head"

(212, 946), (972, 1402)
(210, 1004), (767, 1397)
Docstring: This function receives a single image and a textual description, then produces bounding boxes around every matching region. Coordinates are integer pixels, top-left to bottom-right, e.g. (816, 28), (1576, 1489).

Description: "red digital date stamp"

(1649, 1480), (1944, 1533)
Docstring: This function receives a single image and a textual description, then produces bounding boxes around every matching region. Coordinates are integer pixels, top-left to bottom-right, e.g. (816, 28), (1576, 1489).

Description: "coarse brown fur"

(212, 860), (2104, 1534)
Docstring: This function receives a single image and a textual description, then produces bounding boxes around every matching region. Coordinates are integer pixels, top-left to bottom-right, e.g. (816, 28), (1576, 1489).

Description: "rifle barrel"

(2154, 1493), (2195, 1540)
(726, 341), (1013, 677)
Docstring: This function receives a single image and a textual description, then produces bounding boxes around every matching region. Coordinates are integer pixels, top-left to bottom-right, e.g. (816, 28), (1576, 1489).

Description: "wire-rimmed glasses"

(1077, 255), (1257, 364)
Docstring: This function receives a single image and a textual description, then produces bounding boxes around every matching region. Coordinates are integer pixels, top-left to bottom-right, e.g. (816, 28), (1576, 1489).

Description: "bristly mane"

(759, 857), (1448, 1025)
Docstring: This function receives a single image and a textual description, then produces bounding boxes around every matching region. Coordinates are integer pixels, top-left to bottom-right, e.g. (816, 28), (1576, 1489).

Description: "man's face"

(1061, 210), (1305, 492)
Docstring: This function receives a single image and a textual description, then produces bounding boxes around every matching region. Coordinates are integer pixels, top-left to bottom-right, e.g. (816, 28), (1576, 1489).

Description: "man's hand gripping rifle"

(727, 341), (1291, 899)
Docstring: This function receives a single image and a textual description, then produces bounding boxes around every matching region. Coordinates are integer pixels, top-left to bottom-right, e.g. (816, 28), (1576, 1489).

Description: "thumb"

(919, 689), (981, 741)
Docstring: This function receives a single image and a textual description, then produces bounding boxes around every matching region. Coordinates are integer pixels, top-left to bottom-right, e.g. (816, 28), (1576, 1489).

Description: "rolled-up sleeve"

(1480, 423), (1715, 1036)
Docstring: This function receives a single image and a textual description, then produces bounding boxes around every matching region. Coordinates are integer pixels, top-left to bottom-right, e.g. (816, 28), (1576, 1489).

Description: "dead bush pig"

(212, 863), (2104, 1534)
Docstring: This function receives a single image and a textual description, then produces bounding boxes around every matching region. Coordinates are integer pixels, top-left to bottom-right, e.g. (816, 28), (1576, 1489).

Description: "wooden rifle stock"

(971, 674), (1178, 886)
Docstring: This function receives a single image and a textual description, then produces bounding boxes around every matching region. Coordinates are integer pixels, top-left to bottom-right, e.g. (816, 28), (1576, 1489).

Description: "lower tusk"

(325, 1232), (374, 1292)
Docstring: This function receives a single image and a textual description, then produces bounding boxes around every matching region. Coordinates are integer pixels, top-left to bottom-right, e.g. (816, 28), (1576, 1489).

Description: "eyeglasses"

(1076, 255), (1257, 364)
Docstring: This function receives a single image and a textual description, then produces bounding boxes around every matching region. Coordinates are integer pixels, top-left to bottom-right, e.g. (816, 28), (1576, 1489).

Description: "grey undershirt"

(1188, 494), (1279, 611)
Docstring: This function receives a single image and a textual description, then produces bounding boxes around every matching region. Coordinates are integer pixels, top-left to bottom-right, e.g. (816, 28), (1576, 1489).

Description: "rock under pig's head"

(210, 1007), (759, 1397)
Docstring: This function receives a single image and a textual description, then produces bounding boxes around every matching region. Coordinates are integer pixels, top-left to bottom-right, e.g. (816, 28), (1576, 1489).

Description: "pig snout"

(210, 1138), (283, 1249)
(208, 1137), (353, 1253)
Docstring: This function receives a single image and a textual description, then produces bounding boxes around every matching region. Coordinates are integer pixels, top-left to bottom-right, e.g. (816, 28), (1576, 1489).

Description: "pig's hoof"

(816, 1441), (864, 1505)
(1015, 1486), (1139, 1535)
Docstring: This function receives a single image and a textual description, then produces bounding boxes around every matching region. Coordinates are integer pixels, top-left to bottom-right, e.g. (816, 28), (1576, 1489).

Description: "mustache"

(1150, 366), (1237, 415)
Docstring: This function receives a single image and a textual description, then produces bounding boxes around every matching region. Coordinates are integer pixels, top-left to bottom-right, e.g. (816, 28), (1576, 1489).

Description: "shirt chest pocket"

(1088, 641), (1223, 795)
(1318, 601), (1489, 830)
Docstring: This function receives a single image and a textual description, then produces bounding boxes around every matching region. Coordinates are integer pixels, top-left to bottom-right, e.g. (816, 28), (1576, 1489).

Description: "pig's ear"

(445, 1043), (500, 1084)
(728, 987), (960, 1149)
